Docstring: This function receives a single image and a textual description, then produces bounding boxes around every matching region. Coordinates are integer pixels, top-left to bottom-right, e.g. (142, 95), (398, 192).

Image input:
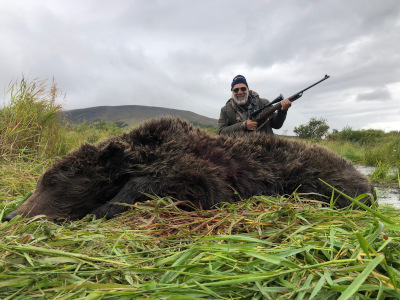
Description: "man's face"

(232, 83), (249, 105)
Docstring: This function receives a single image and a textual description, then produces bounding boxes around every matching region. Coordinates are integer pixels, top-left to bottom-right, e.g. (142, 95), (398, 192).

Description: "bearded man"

(218, 75), (291, 135)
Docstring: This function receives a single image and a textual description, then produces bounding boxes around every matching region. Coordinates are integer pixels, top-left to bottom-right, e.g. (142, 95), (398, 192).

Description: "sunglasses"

(233, 87), (247, 93)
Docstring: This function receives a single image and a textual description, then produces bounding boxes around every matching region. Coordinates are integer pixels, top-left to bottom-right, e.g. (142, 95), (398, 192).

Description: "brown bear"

(4, 117), (374, 221)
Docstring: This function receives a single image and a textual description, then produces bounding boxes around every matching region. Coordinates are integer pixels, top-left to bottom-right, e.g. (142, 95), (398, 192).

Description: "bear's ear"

(98, 141), (128, 170)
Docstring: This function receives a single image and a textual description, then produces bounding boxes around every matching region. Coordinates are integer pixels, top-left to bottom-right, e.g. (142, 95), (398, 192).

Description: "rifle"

(250, 75), (330, 130)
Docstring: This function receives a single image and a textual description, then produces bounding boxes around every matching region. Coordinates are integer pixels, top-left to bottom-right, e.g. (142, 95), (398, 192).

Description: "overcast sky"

(1, 0), (399, 134)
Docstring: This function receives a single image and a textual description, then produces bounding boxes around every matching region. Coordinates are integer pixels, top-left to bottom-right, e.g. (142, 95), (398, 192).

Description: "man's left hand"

(280, 99), (292, 111)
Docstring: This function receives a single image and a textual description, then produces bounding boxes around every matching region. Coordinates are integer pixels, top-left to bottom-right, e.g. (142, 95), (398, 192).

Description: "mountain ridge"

(60, 105), (218, 128)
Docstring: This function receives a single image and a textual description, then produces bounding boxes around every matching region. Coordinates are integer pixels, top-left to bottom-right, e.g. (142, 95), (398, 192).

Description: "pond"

(355, 166), (400, 209)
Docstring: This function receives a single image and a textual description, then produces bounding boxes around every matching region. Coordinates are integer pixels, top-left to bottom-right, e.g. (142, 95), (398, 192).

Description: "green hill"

(60, 105), (218, 128)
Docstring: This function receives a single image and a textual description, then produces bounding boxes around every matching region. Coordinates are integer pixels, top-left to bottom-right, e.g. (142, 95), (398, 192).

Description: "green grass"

(316, 140), (365, 164)
(58, 120), (127, 156)
(323, 129), (400, 167)
(314, 133), (400, 186)
(1, 195), (400, 299)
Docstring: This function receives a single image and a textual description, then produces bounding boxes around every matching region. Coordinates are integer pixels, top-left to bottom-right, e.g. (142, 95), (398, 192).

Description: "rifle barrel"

(297, 74), (330, 95)
(287, 75), (330, 102)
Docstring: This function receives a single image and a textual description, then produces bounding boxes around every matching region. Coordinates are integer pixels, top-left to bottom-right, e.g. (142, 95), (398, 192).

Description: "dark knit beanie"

(231, 75), (248, 90)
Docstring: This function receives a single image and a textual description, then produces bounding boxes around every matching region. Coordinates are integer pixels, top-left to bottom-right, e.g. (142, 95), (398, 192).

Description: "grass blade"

(337, 254), (384, 300)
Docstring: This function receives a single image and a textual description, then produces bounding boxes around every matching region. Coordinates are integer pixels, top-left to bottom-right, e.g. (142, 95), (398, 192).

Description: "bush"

(293, 118), (329, 140)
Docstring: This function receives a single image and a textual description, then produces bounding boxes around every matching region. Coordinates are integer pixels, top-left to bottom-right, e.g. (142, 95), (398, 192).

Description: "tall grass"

(0, 77), (63, 158)
(325, 128), (400, 167)
(58, 119), (126, 156)
(0, 77), (128, 159)
(319, 128), (400, 185)
(316, 140), (365, 164)
(329, 126), (386, 144)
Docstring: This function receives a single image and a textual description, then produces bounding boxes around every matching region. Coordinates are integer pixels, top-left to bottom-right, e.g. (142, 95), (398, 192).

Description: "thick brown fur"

(5, 117), (375, 221)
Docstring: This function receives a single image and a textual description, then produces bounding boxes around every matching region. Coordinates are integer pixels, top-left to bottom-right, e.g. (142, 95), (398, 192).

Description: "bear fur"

(5, 117), (375, 221)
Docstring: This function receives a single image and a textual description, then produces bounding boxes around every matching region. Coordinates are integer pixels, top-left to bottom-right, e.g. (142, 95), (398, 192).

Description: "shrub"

(293, 118), (329, 140)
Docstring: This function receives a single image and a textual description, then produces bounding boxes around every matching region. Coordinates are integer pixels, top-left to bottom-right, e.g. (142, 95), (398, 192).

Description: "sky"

(1, 0), (399, 135)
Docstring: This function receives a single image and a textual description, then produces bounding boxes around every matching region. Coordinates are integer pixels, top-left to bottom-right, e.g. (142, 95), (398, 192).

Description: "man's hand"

(246, 120), (258, 131)
(280, 99), (292, 111)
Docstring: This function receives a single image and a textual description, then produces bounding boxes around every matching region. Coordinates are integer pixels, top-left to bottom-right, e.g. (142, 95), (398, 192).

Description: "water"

(355, 165), (400, 209)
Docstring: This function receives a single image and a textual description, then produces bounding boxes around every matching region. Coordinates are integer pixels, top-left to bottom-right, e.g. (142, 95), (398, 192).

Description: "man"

(218, 75), (291, 135)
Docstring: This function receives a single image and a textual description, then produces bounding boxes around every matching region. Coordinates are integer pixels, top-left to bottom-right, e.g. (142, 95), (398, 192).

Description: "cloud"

(356, 87), (392, 101)
(0, 0), (399, 133)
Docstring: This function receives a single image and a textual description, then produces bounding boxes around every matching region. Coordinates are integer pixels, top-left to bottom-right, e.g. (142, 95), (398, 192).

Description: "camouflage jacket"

(218, 90), (287, 135)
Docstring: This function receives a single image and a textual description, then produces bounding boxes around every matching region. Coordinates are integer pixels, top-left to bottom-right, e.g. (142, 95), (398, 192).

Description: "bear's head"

(5, 140), (130, 221)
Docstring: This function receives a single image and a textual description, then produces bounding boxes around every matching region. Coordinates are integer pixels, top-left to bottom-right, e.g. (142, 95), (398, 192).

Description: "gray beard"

(232, 92), (249, 105)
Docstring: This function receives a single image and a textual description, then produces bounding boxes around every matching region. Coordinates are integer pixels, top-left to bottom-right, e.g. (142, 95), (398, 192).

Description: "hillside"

(60, 105), (218, 128)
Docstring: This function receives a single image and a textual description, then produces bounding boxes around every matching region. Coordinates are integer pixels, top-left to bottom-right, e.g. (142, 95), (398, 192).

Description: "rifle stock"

(250, 75), (330, 130)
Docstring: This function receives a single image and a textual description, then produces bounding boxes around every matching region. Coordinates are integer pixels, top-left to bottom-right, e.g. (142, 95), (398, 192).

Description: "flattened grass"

(1, 194), (399, 299)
